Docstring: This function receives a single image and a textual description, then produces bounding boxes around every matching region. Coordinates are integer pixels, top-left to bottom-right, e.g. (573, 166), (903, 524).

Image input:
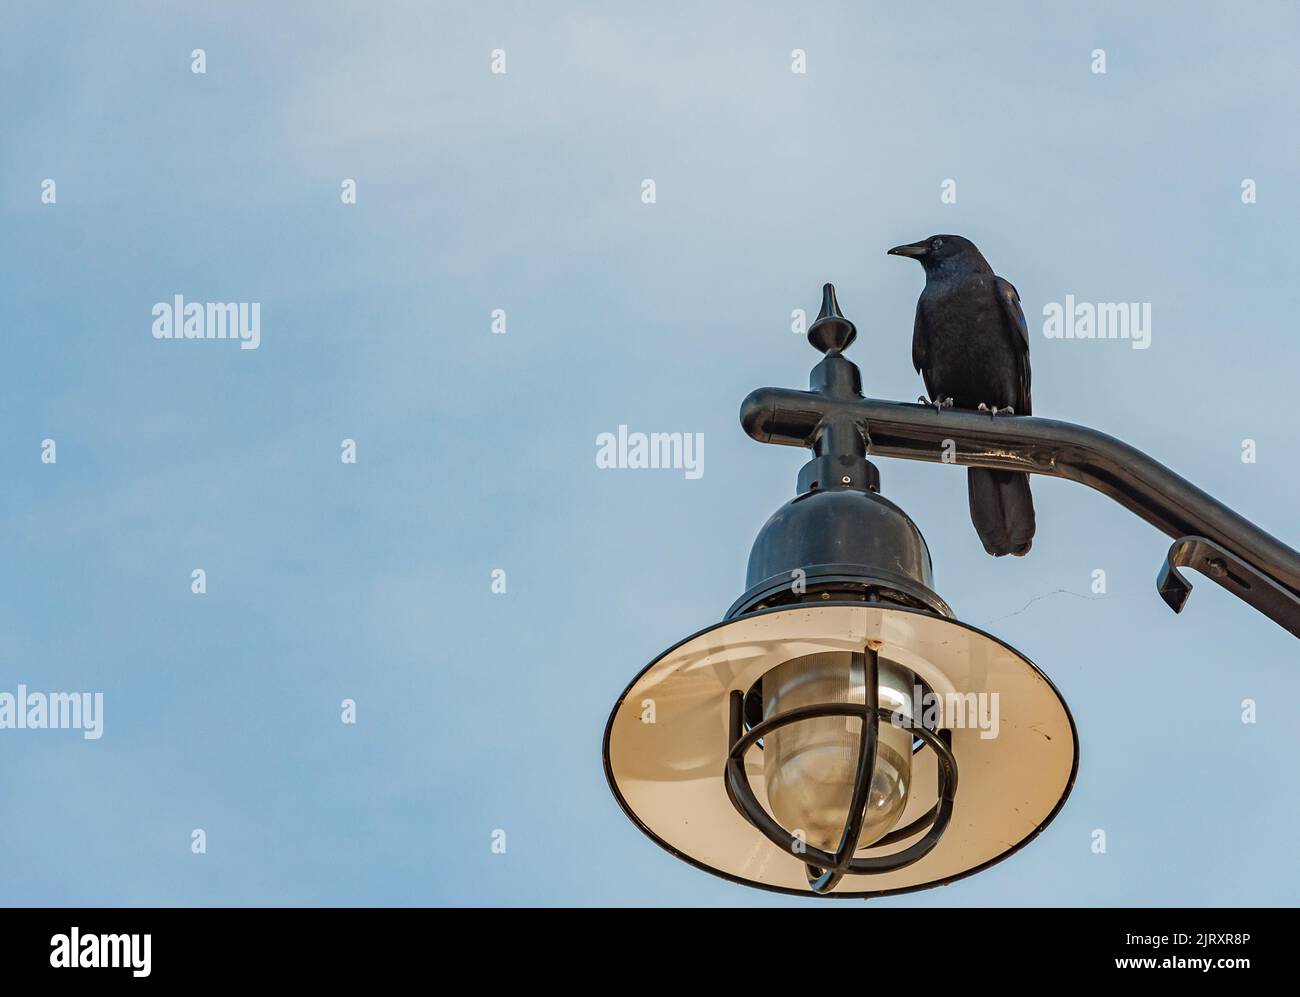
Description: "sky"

(1, 1), (1297, 907)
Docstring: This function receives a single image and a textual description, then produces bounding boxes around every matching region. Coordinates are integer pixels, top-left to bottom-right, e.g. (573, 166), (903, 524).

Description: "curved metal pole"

(740, 386), (1300, 637)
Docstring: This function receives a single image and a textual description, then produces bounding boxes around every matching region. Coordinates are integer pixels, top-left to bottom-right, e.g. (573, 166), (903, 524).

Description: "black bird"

(888, 234), (1035, 557)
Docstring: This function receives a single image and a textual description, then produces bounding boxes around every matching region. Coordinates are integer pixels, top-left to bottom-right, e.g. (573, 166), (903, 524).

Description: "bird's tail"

(966, 468), (1035, 557)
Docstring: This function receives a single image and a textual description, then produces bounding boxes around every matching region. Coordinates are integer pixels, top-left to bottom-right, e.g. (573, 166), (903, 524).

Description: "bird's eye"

(933, 238), (944, 248)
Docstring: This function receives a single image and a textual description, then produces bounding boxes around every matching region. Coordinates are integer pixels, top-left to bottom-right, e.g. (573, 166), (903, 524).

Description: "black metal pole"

(739, 285), (1300, 638)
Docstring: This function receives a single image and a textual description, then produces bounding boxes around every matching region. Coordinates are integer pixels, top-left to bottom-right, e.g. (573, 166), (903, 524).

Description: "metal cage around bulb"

(724, 644), (959, 894)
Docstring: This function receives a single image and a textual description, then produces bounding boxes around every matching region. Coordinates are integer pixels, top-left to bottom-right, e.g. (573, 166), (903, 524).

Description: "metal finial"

(807, 283), (857, 354)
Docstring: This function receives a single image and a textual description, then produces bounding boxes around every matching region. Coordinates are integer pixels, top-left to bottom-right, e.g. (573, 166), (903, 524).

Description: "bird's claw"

(920, 395), (953, 413)
(978, 403), (1015, 417)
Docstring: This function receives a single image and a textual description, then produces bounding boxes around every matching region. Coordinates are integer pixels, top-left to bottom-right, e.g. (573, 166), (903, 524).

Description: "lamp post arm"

(740, 386), (1300, 638)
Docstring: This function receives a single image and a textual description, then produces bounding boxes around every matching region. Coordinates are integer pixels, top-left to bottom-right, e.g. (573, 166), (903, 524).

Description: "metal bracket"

(741, 282), (1300, 641)
(1158, 536), (1300, 638)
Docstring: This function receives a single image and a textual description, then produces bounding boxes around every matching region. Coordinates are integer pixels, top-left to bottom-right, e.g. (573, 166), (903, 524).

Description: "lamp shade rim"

(603, 601), (1079, 899)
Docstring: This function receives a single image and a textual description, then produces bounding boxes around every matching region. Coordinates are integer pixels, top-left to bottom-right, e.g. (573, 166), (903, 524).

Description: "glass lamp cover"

(761, 651), (914, 852)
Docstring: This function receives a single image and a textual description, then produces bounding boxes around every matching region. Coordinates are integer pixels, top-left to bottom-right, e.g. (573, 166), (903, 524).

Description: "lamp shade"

(603, 602), (1077, 897)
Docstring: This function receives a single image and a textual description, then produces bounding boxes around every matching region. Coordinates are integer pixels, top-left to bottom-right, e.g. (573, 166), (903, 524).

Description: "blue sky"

(1, 2), (1297, 906)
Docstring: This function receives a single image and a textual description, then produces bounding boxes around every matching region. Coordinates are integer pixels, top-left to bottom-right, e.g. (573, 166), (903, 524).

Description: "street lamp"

(604, 283), (1300, 898)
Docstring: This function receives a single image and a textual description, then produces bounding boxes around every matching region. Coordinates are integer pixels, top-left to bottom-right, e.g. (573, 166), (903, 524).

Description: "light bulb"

(762, 651), (913, 853)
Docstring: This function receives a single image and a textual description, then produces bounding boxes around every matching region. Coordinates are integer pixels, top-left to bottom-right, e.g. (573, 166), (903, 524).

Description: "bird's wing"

(994, 276), (1031, 416)
(911, 299), (928, 377)
(911, 300), (941, 401)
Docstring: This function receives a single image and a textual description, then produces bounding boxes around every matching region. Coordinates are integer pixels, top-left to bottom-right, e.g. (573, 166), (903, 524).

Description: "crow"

(888, 234), (1035, 556)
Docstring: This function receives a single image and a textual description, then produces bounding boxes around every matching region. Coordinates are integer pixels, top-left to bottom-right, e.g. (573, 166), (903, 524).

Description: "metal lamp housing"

(728, 479), (950, 621)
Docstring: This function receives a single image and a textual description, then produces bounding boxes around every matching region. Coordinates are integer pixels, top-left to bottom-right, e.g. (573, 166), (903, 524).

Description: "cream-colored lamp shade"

(604, 603), (1078, 897)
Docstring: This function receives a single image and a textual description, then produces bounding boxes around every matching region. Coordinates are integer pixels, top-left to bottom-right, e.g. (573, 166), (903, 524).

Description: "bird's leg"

(978, 403), (1016, 417)
(920, 395), (954, 413)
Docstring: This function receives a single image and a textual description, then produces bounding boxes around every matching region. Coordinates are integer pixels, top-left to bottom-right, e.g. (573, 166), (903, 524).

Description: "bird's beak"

(887, 241), (930, 258)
